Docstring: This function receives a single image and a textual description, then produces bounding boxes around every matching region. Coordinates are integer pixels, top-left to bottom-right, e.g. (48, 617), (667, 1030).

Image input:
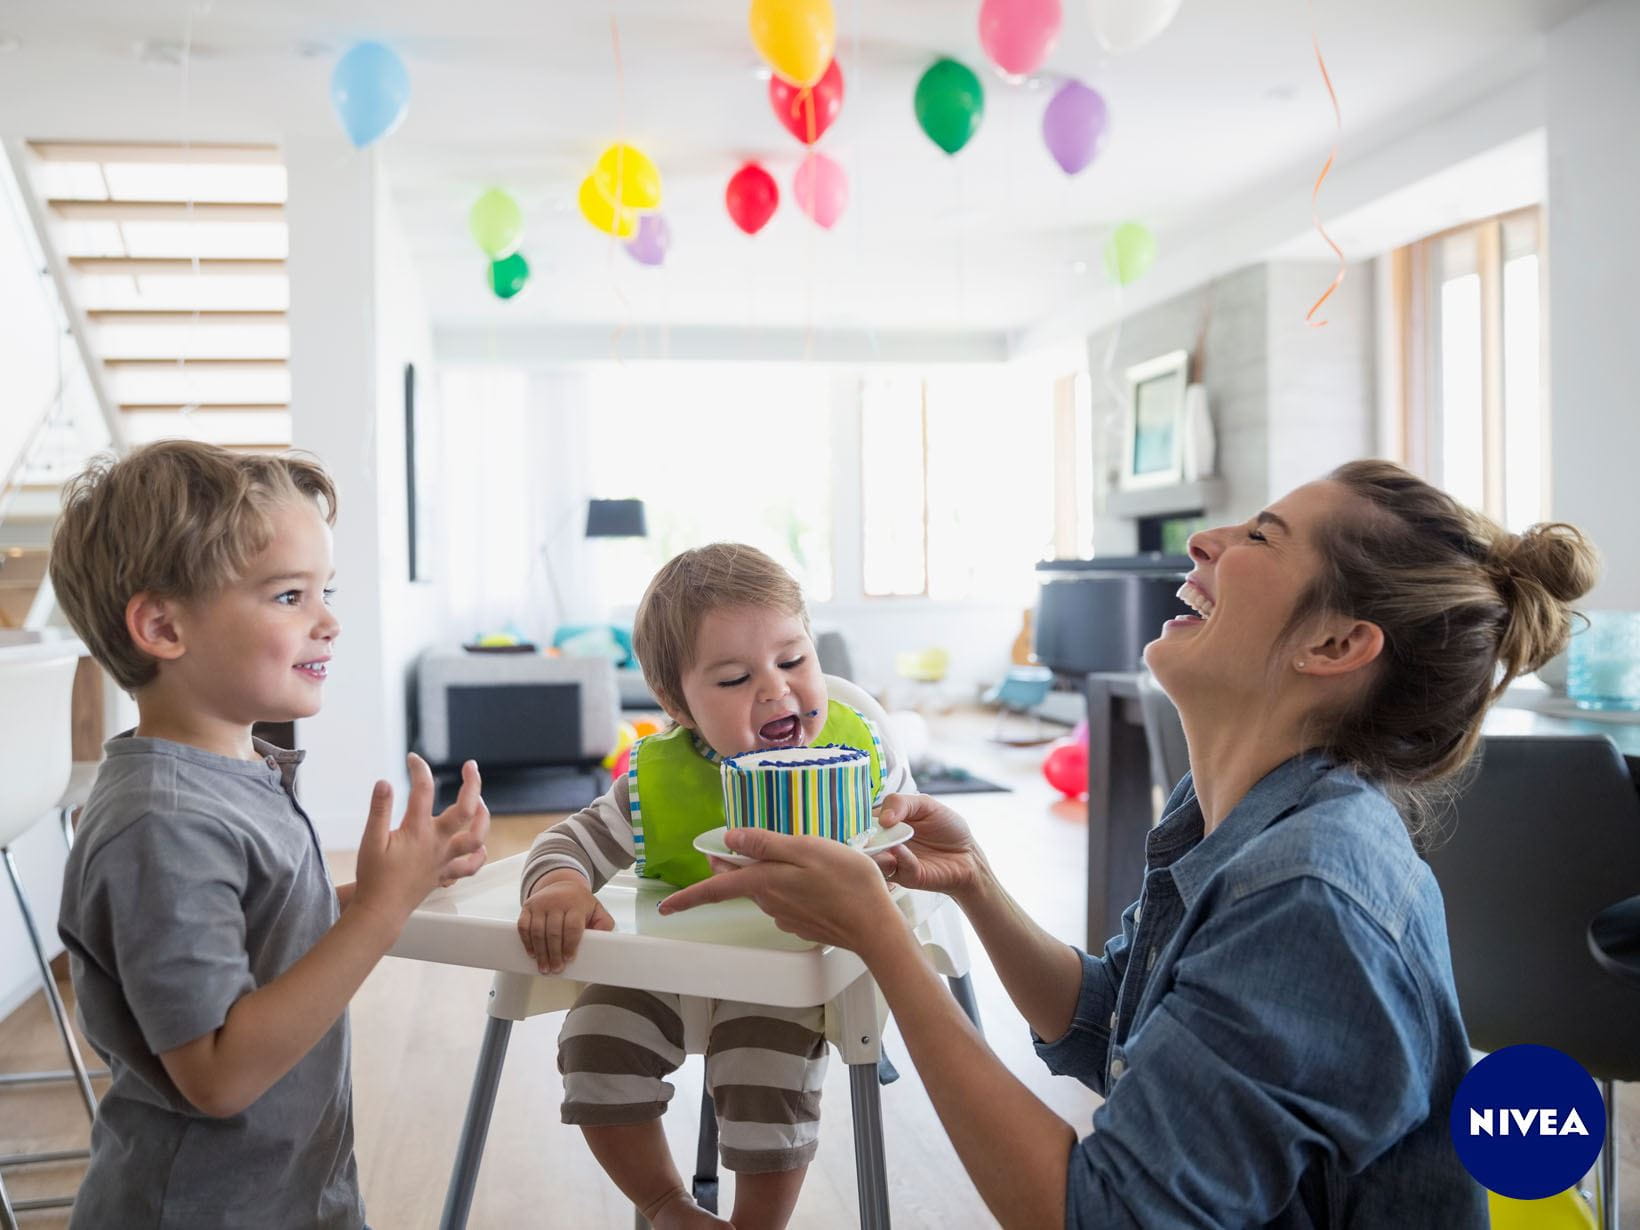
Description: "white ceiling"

(0, 0), (1591, 335)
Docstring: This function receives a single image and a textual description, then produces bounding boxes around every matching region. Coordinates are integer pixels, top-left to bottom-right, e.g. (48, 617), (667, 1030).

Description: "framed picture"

(404, 362), (437, 582)
(1120, 349), (1190, 491)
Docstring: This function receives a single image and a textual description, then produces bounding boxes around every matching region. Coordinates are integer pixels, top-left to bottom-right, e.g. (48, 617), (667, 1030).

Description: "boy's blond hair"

(49, 440), (337, 691)
(633, 543), (810, 721)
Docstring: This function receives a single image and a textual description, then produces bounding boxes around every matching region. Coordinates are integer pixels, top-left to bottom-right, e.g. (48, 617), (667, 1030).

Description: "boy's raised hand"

(353, 754), (488, 932)
(434, 759), (490, 887)
(517, 871), (615, 974)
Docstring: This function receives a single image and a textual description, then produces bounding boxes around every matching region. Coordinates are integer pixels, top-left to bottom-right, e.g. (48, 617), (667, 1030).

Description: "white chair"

(390, 856), (979, 1230)
(0, 650), (100, 1222)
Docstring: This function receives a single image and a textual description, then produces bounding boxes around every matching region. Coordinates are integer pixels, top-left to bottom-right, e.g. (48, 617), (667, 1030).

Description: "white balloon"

(1087, 0), (1183, 54)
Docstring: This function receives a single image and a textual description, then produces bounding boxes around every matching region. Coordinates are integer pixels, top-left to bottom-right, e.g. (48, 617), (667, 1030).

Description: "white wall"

(286, 139), (443, 849)
(1546, 0), (1640, 606)
(0, 152), (67, 484)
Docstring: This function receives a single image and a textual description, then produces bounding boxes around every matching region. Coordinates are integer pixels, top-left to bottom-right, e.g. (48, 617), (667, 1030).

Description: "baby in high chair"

(517, 543), (913, 1229)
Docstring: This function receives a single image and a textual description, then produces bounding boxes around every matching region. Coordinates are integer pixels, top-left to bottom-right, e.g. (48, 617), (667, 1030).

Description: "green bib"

(631, 699), (884, 888)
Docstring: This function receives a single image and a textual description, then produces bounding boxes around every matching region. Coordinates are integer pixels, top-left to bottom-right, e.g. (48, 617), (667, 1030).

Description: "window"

(1397, 208), (1545, 531)
(586, 363), (833, 605)
(860, 369), (1056, 603)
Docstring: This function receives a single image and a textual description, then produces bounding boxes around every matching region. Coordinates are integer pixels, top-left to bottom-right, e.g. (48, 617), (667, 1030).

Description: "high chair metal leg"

(0, 1169), (16, 1230)
(439, 1015), (513, 1230)
(692, 1086), (719, 1213)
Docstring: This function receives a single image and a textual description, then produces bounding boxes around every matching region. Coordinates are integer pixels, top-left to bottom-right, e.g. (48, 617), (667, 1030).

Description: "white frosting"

(729, 745), (869, 770)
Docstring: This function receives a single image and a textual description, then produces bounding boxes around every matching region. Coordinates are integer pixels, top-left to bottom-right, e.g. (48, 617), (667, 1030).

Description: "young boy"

(48, 440), (489, 1229)
(517, 543), (913, 1230)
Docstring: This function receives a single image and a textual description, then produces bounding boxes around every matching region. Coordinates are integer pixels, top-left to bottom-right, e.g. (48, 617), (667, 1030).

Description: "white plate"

(693, 822), (914, 868)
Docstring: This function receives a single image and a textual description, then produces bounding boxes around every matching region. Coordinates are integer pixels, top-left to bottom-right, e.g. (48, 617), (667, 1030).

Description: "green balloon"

(470, 188), (524, 259)
(914, 58), (985, 155)
(487, 251), (530, 300)
(1103, 222), (1157, 287)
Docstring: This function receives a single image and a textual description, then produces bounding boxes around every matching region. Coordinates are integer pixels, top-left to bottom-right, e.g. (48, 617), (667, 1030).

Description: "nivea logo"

(1467, 1107), (1590, 1137)
(1450, 1045), (1606, 1200)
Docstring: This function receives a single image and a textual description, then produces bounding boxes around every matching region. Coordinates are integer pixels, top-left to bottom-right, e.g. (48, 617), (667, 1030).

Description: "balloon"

(578, 175), (638, 239)
(330, 41), (411, 149)
(1103, 221), (1157, 286)
(792, 152), (848, 229)
(632, 718), (663, 738)
(1042, 740), (1088, 798)
(914, 58), (985, 155)
(978, 0), (1063, 77)
(769, 58), (844, 144)
(469, 188), (524, 259)
(593, 143), (662, 211)
(624, 214), (672, 267)
(601, 721), (639, 771)
(749, 0), (836, 88)
(1087, 0), (1184, 54)
(1042, 79), (1109, 175)
(725, 163), (779, 235)
(486, 252), (529, 300)
(1070, 718), (1089, 748)
(608, 743), (633, 781)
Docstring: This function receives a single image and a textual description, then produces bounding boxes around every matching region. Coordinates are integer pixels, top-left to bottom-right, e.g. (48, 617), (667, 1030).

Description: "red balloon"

(725, 162), (779, 235)
(769, 59), (844, 145)
(609, 743), (632, 782)
(1042, 740), (1088, 798)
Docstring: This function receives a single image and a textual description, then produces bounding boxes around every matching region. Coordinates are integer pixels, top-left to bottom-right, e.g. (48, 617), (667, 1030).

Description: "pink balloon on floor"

(1043, 740), (1088, 798)
(793, 151), (848, 229)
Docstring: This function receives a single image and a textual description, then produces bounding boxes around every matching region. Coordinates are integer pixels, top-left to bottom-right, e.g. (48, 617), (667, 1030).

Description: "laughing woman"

(660, 461), (1598, 1229)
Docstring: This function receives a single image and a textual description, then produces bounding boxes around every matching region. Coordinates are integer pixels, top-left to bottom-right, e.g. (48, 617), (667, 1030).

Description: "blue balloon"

(330, 41), (410, 149)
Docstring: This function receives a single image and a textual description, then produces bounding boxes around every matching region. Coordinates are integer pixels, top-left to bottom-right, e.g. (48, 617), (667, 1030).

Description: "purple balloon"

(1042, 79), (1109, 175)
(624, 214), (671, 267)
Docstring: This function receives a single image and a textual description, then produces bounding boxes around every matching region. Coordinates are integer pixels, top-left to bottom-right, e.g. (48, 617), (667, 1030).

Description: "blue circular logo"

(1450, 1044), (1606, 1200)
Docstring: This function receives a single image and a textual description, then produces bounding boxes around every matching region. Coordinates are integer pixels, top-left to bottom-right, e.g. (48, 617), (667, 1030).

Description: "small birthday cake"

(720, 744), (873, 844)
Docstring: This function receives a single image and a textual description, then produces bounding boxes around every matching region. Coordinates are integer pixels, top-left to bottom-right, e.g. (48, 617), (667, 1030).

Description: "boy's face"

(670, 605), (827, 758)
(165, 497), (339, 726)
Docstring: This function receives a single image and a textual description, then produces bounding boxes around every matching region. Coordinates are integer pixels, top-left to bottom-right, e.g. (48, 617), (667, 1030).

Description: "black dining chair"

(1423, 734), (1640, 1230)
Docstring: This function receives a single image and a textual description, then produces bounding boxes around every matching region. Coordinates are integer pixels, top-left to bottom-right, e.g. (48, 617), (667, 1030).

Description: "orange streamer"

(1305, 1), (1345, 328)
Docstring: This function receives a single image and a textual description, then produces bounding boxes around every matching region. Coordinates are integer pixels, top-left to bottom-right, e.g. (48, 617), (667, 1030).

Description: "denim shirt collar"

(1150, 750), (1336, 911)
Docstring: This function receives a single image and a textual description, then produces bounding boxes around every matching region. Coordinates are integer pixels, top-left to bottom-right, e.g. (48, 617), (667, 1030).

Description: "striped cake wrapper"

(720, 749), (873, 844)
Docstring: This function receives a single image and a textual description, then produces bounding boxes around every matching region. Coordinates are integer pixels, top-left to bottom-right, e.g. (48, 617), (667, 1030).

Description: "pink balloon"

(1042, 739), (1088, 798)
(978, 0), (1063, 77)
(1071, 718), (1089, 748)
(792, 152), (848, 229)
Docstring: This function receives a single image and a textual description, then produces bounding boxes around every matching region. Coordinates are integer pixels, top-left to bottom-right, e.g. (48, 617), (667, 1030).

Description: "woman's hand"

(658, 830), (906, 959)
(873, 793), (989, 905)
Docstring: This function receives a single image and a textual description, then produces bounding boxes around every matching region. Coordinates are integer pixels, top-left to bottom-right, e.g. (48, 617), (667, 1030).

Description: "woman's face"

(1143, 479), (1361, 702)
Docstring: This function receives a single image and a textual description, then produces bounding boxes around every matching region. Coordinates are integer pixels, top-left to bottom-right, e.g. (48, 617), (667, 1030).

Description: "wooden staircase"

(26, 139), (292, 456)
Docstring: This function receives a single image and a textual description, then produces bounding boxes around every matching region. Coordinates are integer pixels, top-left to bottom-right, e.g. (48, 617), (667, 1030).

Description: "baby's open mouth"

(757, 714), (801, 746)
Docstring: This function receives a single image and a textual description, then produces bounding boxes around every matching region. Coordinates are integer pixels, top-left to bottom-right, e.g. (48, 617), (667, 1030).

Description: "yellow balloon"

(577, 175), (637, 239)
(593, 143), (662, 211)
(749, 0), (835, 88)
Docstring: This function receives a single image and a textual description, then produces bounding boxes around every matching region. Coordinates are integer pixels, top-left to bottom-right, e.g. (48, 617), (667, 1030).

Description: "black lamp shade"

(585, 498), (647, 539)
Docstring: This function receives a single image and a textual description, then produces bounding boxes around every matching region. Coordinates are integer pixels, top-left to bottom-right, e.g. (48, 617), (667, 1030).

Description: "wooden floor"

(4, 710), (1638, 1227)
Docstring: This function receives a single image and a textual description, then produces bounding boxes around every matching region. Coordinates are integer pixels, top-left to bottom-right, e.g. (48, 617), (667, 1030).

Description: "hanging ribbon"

(1305, 0), (1345, 328)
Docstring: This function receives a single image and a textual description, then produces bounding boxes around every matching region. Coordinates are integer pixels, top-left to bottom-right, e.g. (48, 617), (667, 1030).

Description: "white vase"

(1180, 382), (1216, 481)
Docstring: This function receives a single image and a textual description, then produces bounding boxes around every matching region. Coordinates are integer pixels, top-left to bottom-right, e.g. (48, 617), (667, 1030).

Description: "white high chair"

(0, 648), (100, 1225)
(389, 854), (981, 1230)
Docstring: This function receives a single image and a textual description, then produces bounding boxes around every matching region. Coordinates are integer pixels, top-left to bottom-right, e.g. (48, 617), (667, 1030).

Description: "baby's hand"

(517, 871), (615, 974)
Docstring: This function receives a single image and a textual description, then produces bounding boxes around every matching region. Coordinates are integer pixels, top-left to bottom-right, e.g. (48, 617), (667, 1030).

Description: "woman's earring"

(1295, 658), (1308, 671)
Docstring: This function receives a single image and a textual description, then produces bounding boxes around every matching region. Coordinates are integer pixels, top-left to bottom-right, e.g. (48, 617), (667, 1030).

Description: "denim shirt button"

(1108, 1010), (1117, 1030)
(1110, 1056), (1126, 1082)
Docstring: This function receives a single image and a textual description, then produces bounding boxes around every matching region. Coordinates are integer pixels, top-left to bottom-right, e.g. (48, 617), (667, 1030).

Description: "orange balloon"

(633, 718), (662, 738)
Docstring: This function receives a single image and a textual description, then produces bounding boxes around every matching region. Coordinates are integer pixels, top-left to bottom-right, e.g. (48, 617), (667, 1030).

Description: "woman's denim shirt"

(1037, 753), (1488, 1228)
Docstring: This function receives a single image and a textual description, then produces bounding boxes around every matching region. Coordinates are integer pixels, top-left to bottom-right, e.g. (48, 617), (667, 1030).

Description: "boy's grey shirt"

(57, 733), (364, 1230)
